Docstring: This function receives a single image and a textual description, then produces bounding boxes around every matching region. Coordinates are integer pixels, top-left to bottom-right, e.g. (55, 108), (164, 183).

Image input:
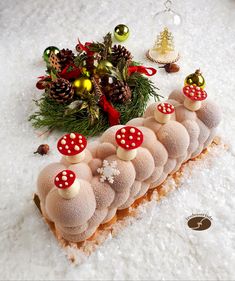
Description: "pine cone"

(57, 49), (75, 69)
(111, 45), (133, 66)
(49, 78), (74, 103)
(103, 79), (132, 103)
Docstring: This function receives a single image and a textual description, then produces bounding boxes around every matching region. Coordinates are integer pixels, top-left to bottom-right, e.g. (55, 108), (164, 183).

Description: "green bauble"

(96, 60), (113, 75)
(114, 24), (130, 42)
(43, 46), (60, 63)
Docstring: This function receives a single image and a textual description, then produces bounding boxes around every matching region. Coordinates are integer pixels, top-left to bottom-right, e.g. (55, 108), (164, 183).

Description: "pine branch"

(30, 62), (162, 136)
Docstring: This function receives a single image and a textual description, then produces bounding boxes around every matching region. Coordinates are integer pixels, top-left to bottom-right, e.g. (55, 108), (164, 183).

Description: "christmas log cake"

(36, 86), (222, 245)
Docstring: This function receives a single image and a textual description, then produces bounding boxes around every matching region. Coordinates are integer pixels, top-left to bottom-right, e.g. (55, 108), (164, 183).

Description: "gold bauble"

(184, 69), (205, 89)
(73, 77), (92, 95)
(96, 60), (113, 75)
(114, 24), (130, 42)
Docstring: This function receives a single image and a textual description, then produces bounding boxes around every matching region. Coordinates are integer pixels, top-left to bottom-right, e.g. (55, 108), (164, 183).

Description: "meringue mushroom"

(57, 133), (87, 164)
(115, 126), (144, 161)
(183, 85), (207, 111)
(154, 102), (175, 124)
(54, 170), (80, 199)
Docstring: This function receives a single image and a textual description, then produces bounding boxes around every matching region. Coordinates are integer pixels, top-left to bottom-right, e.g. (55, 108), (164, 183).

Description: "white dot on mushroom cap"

(79, 135), (82, 139)
(55, 177), (59, 181)
(117, 135), (121, 139)
(130, 128), (135, 133)
(70, 133), (76, 139)
(121, 140), (125, 144)
(74, 145), (80, 151)
(79, 140), (83, 144)
(71, 141), (74, 144)
(59, 147), (62, 150)
(65, 182), (68, 186)
(62, 171), (67, 176)
(137, 132), (141, 135)
(61, 140), (66, 145)
(65, 145), (69, 149)
(163, 109), (166, 113)
(63, 136), (67, 139)
(121, 128), (126, 133)
(62, 176), (67, 181)
(59, 184), (62, 187)
(81, 145), (84, 148)
(167, 108), (171, 112)
(186, 90), (189, 93)
(122, 134), (125, 138)
(196, 86), (200, 90)
(131, 143), (135, 147)
(68, 150), (71, 153)
(190, 92), (194, 96)
(126, 145), (129, 148)
(137, 137), (140, 140)
(70, 174), (73, 177)
(129, 136), (133, 140)
(190, 85), (193, 88)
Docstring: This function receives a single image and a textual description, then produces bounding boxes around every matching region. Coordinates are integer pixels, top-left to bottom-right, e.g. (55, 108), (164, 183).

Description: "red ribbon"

(77, 41), (94, 56)
(128, 66), (157, 76)
(99, 95), (120, 126)
(59, 64), (81, 80)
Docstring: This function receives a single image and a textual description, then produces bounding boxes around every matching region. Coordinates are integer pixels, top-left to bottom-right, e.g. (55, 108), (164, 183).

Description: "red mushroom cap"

(115, 126), (144, 150)
(57, 133), (87, 156)
(183, 85), (207, 101)
(54, 169), (76, 189)
(157, 102), (175, 114)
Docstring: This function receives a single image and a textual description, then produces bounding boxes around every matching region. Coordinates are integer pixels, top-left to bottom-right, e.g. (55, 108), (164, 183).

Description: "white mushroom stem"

(58, 179), (80, 199)
(154, 110), (171, 124)
(65, 150), (85, 164)
(184, 97), (202, 111)
(117, 146), (137, 161)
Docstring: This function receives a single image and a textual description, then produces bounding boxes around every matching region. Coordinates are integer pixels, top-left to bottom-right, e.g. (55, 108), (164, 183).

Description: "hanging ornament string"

(99, 95), (120, 126)
(128, 66), (157, 76)
(164, 0), (172, 11)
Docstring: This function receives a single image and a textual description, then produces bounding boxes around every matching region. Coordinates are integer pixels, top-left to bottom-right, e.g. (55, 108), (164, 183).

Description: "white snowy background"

(0, 0), (235, 279)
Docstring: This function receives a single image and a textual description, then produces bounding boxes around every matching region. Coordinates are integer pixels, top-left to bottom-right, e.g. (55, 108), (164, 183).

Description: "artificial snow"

(0, 0), (235, 279)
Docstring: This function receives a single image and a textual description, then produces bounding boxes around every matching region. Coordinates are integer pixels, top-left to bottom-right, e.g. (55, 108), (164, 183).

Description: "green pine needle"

(29, 73), (162, 137)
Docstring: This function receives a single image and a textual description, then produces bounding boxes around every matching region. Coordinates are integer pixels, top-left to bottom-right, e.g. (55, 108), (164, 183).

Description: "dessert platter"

(35, 83), (222, 255)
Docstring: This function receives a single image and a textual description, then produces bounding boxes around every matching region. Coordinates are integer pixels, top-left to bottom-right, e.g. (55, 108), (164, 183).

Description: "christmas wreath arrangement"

(29, 33), (161, 136)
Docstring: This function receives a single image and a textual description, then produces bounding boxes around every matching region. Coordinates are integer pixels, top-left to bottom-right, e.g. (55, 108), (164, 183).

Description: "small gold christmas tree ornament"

(147, 27), (179, 64)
